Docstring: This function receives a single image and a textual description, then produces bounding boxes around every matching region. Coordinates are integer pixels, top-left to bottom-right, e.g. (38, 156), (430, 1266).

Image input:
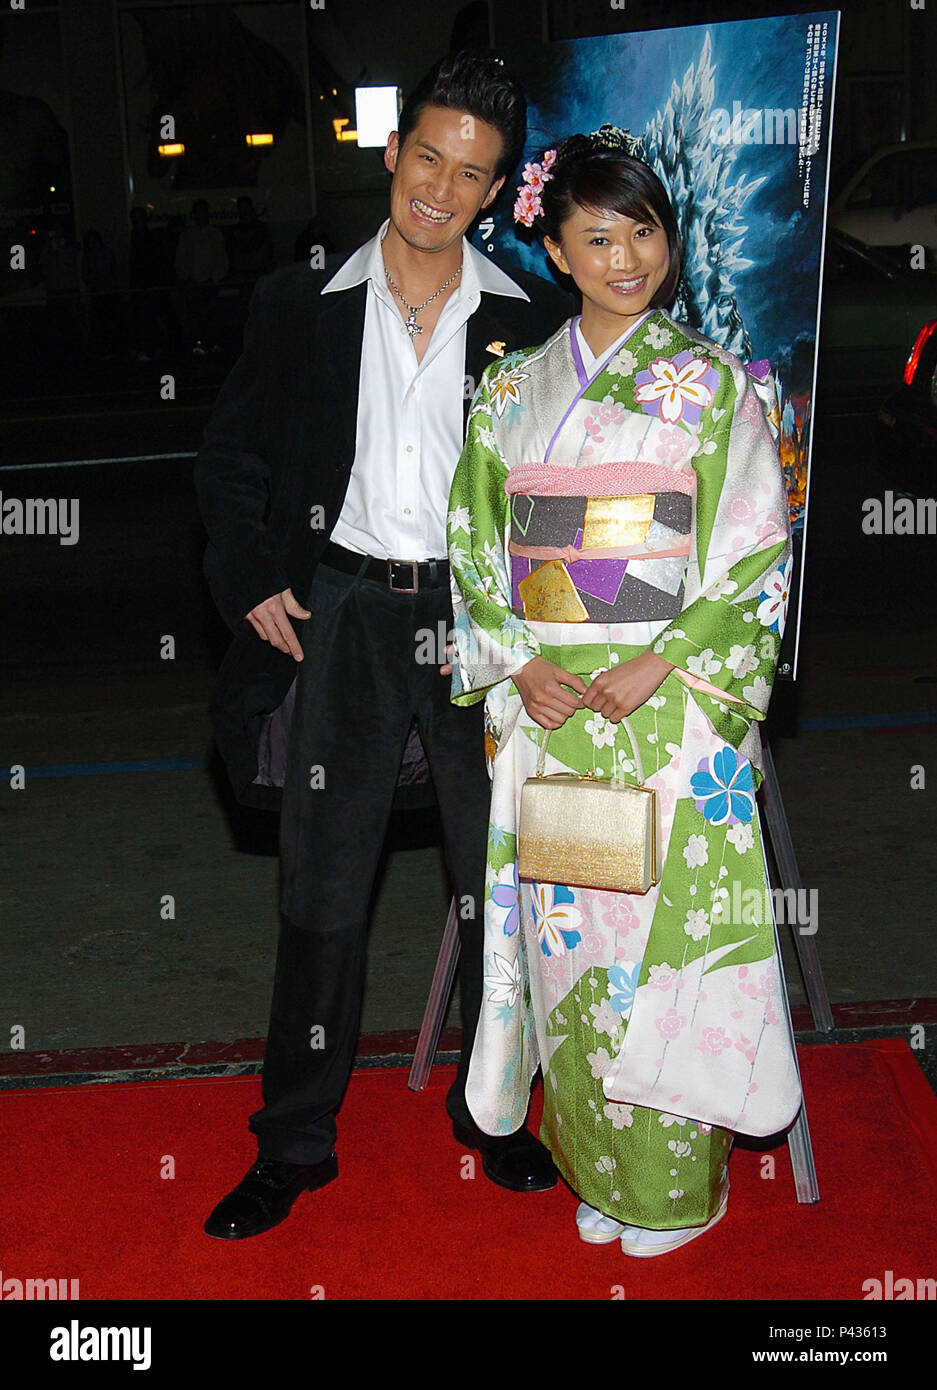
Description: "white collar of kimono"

(572, 309), (655, 384)
(541, 309), (659, 464)
(321, 218), (531, 301)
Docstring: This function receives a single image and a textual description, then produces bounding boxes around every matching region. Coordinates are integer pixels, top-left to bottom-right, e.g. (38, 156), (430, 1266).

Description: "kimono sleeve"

(651, 359), (792, 741)
(447, 366), (541, 706)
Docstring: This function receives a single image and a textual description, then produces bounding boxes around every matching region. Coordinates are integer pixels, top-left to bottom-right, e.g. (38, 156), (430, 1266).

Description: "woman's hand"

(513, 656), (588, 730)
(581, 650), (674, 722)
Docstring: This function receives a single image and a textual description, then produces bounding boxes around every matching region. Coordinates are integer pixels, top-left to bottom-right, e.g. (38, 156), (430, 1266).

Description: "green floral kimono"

(447, 309), (802, 1228)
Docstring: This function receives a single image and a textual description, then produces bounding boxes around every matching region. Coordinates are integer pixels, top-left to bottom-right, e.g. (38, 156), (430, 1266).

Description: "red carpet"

(2, 1040), (936, 1300)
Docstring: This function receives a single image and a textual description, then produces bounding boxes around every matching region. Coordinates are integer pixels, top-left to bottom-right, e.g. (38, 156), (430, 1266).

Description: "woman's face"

(544, 203), (671, 329)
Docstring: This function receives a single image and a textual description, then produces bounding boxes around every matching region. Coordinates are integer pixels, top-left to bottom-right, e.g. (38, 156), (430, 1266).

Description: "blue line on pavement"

(797, 711), (937, 731)
(0, 452), (197, 472)
(6, 711), (937, 781)
(8, 756), (208, 778)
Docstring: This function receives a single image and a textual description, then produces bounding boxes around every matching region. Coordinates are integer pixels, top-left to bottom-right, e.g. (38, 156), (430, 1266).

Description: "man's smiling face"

(384, 103), (506, 256)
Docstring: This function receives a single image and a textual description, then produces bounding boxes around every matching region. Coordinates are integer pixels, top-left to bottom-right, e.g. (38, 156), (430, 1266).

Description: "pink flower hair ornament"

(513, 128), (649, 227)
(513, 148), (556, 226)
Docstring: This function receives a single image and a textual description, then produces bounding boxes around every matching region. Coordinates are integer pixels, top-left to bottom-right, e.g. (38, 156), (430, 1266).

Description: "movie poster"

(475, 13), (840, 678)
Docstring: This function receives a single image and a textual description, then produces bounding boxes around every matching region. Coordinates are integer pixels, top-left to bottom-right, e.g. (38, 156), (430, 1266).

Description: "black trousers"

(249, 560), (492, 1163)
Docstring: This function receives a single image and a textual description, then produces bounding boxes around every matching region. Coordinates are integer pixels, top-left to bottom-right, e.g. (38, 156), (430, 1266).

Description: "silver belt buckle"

(387, 558), (419, 593)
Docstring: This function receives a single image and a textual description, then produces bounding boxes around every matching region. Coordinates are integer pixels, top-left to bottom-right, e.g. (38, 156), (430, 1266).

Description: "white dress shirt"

(322, 219), (529, 561)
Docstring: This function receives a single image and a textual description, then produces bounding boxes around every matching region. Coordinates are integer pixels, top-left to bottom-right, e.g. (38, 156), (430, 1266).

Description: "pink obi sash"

(504, 460), (696, 499)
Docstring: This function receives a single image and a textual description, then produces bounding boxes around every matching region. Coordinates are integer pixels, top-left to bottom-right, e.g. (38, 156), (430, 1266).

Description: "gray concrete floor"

(0, 660), (456, 1050)
(0, 412), (935, 1061)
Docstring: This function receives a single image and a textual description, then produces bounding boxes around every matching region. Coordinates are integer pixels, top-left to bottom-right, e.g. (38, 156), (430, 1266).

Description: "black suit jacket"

(194, 247), (576, 809)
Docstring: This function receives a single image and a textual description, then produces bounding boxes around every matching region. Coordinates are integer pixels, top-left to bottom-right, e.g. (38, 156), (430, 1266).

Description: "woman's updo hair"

(538, 128), (683, 310)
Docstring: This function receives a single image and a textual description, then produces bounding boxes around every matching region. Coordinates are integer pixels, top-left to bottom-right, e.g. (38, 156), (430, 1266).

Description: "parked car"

(876, 319), (937, 496)
(828, 143), (937, 254)
(815, 230), (937, 412)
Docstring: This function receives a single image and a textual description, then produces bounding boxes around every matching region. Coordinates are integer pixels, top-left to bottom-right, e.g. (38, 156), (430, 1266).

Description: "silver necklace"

(383, 253), (462, 336)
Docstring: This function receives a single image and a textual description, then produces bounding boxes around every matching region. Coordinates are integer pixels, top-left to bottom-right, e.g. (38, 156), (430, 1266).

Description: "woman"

(447, 127), (801, 1256)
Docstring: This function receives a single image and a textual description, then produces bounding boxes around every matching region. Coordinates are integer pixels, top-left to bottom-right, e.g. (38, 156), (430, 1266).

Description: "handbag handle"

(536, 717), (646, 786)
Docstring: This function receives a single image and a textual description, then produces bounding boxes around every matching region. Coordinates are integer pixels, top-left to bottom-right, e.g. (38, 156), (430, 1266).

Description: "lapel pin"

(486, 340), (506, 357)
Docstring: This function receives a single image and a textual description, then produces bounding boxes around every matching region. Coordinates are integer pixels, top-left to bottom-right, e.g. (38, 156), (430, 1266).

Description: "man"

(195, 51), (574, 1241)
(227, 195), (275, 326)
(128, 206), (163, 361)
(175, 198), (228, 354)
(227, 196), (275, 279)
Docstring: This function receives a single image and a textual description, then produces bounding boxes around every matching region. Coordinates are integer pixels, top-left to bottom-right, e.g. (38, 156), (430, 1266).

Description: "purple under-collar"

(569, 310), (656, 388)
(544, 311), (656, 464)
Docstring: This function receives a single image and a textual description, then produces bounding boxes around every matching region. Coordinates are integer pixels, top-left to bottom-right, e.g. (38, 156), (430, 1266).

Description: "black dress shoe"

(452, 1118), (558, 1192)
(204, 1154), (338, 1240)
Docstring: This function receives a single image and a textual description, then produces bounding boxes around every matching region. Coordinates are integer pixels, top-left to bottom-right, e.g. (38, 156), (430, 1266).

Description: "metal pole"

(758, 793), (821, 1203)
(408, 897), (460, 1091)
(760, 740), (834, 1032)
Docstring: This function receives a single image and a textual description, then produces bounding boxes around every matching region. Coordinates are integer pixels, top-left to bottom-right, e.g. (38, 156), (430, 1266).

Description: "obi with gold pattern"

(509, 491), (691, 623)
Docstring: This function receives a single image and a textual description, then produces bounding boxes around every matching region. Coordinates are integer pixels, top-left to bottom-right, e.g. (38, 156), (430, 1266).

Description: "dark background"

(0, 0), (935, 1083)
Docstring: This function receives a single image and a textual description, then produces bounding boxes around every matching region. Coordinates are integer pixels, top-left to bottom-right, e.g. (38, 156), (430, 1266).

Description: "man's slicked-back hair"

(396, 50), (527, 185)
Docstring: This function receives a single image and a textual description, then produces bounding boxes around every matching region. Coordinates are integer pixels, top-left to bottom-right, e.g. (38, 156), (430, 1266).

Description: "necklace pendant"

(406, 314), (422, 336)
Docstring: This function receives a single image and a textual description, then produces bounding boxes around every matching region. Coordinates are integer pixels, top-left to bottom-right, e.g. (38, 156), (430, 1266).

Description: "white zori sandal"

(576, 1201), (627, 1244)
(619, 1188), (729, 1258)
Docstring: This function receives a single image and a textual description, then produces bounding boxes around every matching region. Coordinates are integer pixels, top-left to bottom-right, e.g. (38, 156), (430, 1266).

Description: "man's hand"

(245, 587), (311, 661)
(439, 641), (454, 677)
(513, 656), (588, 730)
(581, 650), (674, 721)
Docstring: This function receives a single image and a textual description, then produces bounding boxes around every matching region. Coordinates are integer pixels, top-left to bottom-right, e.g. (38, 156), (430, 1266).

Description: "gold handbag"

(517, 719), (661, 894)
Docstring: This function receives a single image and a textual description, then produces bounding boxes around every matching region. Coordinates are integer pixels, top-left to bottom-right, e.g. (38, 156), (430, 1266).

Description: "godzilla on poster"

(477, 13), (840, 677)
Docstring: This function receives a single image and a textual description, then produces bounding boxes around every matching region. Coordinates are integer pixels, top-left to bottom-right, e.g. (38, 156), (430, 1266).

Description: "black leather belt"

(320, 540), (450, 593)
